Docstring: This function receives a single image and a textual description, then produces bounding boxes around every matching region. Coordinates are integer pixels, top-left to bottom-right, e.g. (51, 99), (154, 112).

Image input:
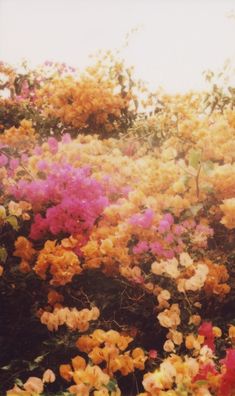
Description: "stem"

(195, 163), (202, 199)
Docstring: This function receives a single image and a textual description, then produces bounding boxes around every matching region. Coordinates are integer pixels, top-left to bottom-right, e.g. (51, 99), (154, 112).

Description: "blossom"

(163, 340), (175, 352)
(179, 252), (193, 267)
(219, 349), (235, 396)
(23, 377), (44, 394)
(14, 236), (36, 263)
(133, 241), (149, 254)
(220, 198), (235, 229)
(129, 208), (154, 229)
(193, 362), (218, 382)
(228, 325), (235, 344)
(198, 322), (215, 352)
(40, 306), (99, 332)
(34, 240), (82, 285)
(157, 304), (181, 329)
(42, 369), (56, 383)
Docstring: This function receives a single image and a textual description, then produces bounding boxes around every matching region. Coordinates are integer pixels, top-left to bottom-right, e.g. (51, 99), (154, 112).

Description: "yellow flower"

(163, 340), (175, 353)
(185, 334), (204, 350)
(8, 201), (22, 217)
(188, 315), (201, 326)
(167, 329), (183, 346)
(100, 238), (114, 254)
(132, 347), (147, 370)
(229, 325), (235, 343)
(220, 198), (235, 229)
(157, 304), (181, 329)
(212, 326), (222, 338)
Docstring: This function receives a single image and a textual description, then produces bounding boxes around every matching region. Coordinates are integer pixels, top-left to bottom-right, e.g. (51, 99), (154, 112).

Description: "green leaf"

(0, 247), (7, 263)
(195, 380), (208, 386)
(106, 379), (118, 392)
(190, 203), (203, 216)
(201, 183), (214, 193)
(6, 215), (19, 231)
(15, 378), (24, 387)
(34, 354), (45, 363)
(188, 149), (201, 169)
(0, 364), (11, 370)
(28, 362), (38, 370)
(181, 175), (190, 185)
(203, 160), (214, 175)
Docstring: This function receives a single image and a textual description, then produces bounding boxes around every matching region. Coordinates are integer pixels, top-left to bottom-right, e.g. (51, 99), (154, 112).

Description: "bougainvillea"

(0, 58), (235, 396)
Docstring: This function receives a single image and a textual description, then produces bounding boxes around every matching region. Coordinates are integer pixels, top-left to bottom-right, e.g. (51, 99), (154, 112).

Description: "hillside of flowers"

(0, 55), (235, 396)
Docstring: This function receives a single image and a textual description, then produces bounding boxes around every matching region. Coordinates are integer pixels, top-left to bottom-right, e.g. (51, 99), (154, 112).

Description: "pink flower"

(129, 208), (154, 229)
(164, 233), (174, 243)
(37, 160), (48, 171)
(148, 349), (158, 359)
(9, 158), (19, 171)
(34, 145), (43, 155)
(158, 219), (171, 233)
(163, 213), (174, 225)
(0, 154), (8, 167)
(162, 249), (175, 259)
(158, 214), (174, 233)
(133, 241), (149, 254)
(61, 133), (72, 144)
(47, 137), (58, 154)
(150, 241), (164, 256)
(173, 224), (185, 235)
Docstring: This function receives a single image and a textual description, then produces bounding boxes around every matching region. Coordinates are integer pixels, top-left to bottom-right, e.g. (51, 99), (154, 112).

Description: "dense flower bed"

(0, 59), (235, 395)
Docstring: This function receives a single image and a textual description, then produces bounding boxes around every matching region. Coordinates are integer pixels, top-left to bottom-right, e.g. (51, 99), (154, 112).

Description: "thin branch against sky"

(0, 0), (234, 92)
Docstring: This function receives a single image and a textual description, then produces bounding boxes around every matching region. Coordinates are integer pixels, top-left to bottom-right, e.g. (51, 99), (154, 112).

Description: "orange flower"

(71, 356), (86, 371)
(34, 240), (82, 285)
(47, 290), (64, 306)
(14, 236), (36, 262)
(76, 335), (99, 353)
(59, 364), (73, 381)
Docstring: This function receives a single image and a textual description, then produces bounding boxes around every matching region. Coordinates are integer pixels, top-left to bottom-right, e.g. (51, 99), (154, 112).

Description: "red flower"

(198, 321), (215, 352)
(193, 362), (218, 382)
(219, 349), (235, 396)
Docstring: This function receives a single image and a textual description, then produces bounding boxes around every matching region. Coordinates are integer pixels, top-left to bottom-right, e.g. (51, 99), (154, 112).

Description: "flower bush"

(0, 57), (235, 395)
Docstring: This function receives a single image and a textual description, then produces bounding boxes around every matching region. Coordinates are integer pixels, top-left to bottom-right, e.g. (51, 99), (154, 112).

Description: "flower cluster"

(7, 369), (55, 396)
(12, 163), (109, 240)
(0, 119), (38, 151)
(40, 306), (100, 332)
(33, 239), (82, 285)
(2, 60), (235, 396)
(76, 329), (147, 376)
(60, 355), (121, 396)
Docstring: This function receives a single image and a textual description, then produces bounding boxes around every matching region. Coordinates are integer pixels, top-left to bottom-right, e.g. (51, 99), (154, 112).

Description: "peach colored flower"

(42, 369), (56, 383)
(157, 304), (181, 329)
(23, 377), (44, 393)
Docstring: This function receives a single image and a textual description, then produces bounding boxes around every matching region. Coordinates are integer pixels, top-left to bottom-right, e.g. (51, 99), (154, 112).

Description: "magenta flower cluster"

(129, 211), (213, 259)
(12, 163), (109, 240)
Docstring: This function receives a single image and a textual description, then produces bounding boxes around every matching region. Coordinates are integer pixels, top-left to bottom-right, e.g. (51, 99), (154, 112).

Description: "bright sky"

(0, 0), (235, 93)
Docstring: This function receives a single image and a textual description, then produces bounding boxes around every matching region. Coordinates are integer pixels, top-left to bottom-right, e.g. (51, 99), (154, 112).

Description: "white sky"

(0, 0), (235, 93)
